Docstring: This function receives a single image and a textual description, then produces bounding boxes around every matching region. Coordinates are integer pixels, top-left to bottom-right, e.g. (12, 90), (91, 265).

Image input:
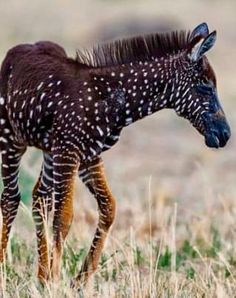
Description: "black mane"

(76, 30), (191, 68)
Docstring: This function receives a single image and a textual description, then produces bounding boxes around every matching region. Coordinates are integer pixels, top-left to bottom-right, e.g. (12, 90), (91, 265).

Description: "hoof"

(70, 278), (85, 295)
(0, 250), (6, 263)
(37, 275), (49, 289)
(37, 268), (50, 285)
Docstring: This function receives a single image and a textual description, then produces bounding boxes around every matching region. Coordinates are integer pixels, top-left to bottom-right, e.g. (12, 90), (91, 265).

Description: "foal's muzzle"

(203, 111), (231, 148)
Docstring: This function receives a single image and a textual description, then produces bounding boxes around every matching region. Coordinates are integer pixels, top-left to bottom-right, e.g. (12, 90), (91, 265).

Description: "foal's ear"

(188, 31), (217, 62)
(190, 22), (209, 40)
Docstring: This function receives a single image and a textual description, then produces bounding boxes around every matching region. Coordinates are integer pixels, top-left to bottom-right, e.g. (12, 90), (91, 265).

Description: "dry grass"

(2, 189), (236, 297)
(1, 0), (236, 297)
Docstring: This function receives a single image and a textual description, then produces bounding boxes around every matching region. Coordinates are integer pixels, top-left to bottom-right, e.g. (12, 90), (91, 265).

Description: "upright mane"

(76, 30), (191, 68)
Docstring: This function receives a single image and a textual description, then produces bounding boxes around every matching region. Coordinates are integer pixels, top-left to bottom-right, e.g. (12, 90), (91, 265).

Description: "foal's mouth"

(202, 112), (231, 148)
(204, 129), (230, 148)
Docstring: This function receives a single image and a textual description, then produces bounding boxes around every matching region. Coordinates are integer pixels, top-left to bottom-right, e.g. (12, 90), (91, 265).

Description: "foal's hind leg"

(50, 149), (79, 281)
(0, 145), (25, 262)
(32, 152), (53, 282)
(74, 157), (116, 287)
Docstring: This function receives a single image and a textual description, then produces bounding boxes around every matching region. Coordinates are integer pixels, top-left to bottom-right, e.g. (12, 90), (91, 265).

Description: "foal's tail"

(0, 62), (9, 142)
(0, 48), (11, 99)
(0, 47), (13, 117)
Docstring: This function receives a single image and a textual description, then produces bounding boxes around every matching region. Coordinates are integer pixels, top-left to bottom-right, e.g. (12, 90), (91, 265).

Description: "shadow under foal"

(0, 23), (230, 287)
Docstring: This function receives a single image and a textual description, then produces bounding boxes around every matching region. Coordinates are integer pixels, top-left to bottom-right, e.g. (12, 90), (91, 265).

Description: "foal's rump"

(0, 41), (70, 150)
(0, 41), (67, 97)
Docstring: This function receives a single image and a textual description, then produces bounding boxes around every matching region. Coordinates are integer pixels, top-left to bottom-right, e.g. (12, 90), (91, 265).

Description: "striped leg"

(32, 152), (53, 281)
(50, 149), (79, 280)
(74, 157), (116, 287)
(0, 147), (25, 262)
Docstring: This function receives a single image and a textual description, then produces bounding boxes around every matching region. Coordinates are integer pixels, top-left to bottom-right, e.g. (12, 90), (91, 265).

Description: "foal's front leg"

(74, 157), (116, 287)
(50, 149), (79, 280)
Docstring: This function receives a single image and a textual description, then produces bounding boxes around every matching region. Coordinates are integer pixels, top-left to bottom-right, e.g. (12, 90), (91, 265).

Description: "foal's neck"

(89, 55), (185, 129)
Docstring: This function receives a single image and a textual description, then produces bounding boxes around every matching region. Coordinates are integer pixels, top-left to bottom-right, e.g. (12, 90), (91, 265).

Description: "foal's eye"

(196, 83), (213, 95)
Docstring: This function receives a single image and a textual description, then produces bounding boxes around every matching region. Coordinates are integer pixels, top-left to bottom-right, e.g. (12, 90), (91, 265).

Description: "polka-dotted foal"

(0, 22), (230, 288)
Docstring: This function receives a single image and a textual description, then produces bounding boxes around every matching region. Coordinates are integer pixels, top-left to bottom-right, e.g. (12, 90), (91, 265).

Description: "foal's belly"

(10, 123), (53, 151)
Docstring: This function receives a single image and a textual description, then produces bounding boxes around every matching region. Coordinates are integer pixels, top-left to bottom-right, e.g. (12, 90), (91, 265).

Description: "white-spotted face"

(172, 24), (230, 148)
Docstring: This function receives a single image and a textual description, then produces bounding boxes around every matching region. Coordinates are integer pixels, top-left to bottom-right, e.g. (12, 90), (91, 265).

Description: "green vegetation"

(1, 225), (236, 297)
(0, 168), (34, 204)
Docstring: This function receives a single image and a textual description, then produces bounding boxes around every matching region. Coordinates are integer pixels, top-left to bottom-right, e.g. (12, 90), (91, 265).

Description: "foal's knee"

(99, 196), (116, 230)
(1, 188), (20, 211)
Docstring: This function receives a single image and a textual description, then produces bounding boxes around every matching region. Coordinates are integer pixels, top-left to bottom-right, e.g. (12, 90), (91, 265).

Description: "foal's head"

(173, 23), (230, 148)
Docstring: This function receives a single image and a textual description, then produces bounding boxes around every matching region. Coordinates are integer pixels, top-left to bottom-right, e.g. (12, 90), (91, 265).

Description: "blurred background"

(0, 0), (236, 244)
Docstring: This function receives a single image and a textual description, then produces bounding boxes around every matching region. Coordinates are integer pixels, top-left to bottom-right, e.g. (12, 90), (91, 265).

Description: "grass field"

(2, 195), (236, 297)
(1, 0), (236, 297)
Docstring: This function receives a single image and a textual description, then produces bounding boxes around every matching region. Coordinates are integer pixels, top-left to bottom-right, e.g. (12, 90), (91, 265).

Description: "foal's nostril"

(222, 129), (231, 142)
